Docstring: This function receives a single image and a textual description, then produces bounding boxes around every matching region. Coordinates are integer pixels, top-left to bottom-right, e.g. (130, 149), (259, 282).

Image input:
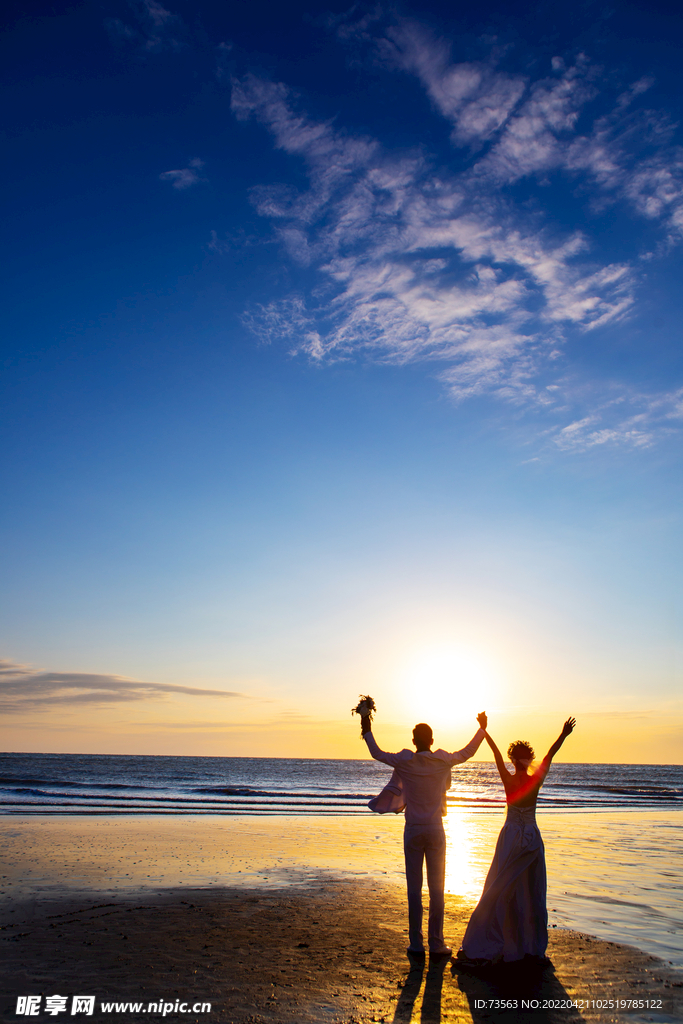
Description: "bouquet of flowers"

(351, 695), (376, 735)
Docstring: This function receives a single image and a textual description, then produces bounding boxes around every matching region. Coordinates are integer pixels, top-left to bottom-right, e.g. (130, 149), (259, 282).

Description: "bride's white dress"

(461, 803), (548, 962)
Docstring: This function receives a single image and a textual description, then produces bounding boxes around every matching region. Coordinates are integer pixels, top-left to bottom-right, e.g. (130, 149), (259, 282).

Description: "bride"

(456, 716), (576, 967)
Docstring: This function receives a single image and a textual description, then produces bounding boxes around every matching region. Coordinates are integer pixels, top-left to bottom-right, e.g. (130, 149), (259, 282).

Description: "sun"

(395, 645), (499, 730)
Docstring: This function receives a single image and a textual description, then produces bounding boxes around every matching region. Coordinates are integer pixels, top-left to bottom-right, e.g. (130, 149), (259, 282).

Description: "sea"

(1, 752), (681, 814)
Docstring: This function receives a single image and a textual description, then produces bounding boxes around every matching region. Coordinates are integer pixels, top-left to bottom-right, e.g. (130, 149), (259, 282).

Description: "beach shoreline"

(3, 812), (681, 963)
(2, 815), (682, 1023)
(2, 880), (682, 1024)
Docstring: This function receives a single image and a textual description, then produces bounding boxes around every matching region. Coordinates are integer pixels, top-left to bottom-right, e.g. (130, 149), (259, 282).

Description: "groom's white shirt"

(364, 729), (485, 825)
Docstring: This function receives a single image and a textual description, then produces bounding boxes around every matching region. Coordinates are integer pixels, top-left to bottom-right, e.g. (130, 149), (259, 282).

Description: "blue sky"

(1, 0), (682, 760)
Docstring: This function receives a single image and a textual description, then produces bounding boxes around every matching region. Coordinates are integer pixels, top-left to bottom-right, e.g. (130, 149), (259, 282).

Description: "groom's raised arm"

(361, 717), (402, 767)
(448, 728), (485, 765)
(447, 713), (487, 765)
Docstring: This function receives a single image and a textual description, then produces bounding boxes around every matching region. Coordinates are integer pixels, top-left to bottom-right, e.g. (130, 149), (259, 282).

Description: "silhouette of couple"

(358, 708), (575, 966)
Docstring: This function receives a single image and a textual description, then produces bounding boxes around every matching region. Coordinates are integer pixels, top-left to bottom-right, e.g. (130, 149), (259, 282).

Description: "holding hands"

(477, 711), (488, 730)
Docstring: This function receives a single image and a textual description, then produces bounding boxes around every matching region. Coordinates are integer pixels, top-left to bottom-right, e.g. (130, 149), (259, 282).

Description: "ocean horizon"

(1, 752), (681, 815)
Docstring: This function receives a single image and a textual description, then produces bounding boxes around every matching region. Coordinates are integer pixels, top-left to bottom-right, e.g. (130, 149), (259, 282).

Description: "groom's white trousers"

(403, 823), (446, 952)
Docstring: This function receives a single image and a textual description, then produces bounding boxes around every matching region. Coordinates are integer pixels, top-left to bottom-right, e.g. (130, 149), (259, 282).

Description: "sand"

(1, 817), (682, 1024)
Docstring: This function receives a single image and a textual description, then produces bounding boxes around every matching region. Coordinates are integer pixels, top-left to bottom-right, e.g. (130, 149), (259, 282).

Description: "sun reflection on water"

(443, 808), (503, 900)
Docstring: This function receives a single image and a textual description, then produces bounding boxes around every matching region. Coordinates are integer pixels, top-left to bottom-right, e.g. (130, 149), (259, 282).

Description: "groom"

(360, 711), (487, 957)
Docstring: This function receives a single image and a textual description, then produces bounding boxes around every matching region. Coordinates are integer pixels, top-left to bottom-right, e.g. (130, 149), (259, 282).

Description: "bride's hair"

(507, 740), (535, 762)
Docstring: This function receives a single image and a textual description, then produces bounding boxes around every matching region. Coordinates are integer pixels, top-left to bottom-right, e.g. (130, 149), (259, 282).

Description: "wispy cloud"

(379, 19), (526, 149)
(552, 415), (653, 452)
(375, 20), (683, 244)
(160, 158), (205, 190)
(105, 0), (187, 54)
(0, 659), (246, 713)
(231, 72), (633, 398)
(341, 13), (683, 241)
(545, 384), (683, 452)
(229, 18), (683, 450)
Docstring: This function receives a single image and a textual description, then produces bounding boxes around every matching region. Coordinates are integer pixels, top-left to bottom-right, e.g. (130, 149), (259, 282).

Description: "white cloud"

(474, 56), (597, 181)
(159, 158), (205, 190)
(539, 383), (683, 453)
(231, 73), (634, 407)
(623, 152), (683, 231)
(553, 419), (653, 451)
(381, 20), (526, 147)
(229, 21), (683, 449)
(363, 16), (683, 245)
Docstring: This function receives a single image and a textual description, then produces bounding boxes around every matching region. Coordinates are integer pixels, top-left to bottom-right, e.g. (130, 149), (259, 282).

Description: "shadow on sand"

(393, 951), (450, 1023)
(393, 946), (450, 1019)
(452, 958), (585, 1023)
(392, 953), (586, 1023)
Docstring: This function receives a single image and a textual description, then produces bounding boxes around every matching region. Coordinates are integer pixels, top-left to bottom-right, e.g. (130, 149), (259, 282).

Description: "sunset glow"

(395, 647), (500, 730)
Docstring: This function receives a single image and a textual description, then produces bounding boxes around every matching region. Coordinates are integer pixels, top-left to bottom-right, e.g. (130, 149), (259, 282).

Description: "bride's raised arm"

(477, 714), (512, 787)
(543, 717), (576, 766)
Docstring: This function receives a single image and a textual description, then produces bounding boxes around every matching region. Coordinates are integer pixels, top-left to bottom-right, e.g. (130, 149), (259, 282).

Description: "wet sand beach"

(1, 815), (682, 1023)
